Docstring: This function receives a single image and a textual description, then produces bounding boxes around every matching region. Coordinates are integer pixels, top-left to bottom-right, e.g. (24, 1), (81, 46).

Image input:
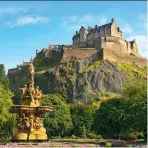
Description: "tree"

(70, 104), (96, 137)
(94, 76), (147, 140)
(0, 85), (15, 140)
(42, 93), (73, 137)
(94, 98), (128, 139)
(0, 64), (9, 90)
(122, 77), (147, 140)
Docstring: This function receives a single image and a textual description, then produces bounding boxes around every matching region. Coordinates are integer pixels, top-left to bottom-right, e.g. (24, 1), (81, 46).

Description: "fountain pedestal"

(10, 60), (53, 141)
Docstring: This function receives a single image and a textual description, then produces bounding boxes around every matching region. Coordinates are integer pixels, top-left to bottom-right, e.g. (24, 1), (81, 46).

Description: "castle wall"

(103, 48), (146, 67)
(100, 37), (139, 57)
(72, 36), (139, 57)
(61, 47), (97, 63)
(101, 37), (127, 54)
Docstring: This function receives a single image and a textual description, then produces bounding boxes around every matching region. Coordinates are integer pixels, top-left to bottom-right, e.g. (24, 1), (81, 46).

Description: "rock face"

(8, 57), (130, 104)
(74, 60), (127, 103)
(8, 44), (147, 104)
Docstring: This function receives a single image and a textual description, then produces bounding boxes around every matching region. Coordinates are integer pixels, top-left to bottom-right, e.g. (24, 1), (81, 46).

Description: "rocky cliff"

(8, 49), (147, 104)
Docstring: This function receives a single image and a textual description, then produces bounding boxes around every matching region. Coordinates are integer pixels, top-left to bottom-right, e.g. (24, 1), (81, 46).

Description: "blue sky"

(0, 1), (147, 72)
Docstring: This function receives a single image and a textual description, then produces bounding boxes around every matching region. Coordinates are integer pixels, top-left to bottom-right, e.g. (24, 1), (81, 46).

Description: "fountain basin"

(10, 105), (53, 141)
(10, 105), (53, 114)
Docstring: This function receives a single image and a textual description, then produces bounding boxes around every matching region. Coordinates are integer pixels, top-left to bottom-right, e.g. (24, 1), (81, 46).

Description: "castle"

(8, 18), (146, 76)
(72, 18), (139, 57)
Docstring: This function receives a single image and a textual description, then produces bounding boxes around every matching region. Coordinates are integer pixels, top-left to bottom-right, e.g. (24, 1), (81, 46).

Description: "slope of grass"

(116, 62), (147, 78)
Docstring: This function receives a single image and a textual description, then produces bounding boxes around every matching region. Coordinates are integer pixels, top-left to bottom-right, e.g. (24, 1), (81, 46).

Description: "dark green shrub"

(87, 132), (97, 139)
(87, 132), (102, 139)
(71, 135), (76, 139)
(97, 135), (102, 139)
(120, 132), (137, 140)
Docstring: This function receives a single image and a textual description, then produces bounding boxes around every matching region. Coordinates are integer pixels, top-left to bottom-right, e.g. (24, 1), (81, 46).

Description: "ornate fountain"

(10, 60), (53, 141)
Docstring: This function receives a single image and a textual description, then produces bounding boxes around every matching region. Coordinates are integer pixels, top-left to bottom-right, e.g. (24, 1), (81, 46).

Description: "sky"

(0, 1), (147, 73)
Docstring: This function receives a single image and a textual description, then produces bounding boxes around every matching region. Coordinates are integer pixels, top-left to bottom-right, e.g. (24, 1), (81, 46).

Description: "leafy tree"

(94, 98), (128, 139)
(0, 64), (9, 90)
(94, 76), (147, 140)
(122, 77), (147, 140)
(70, 104), (96, 137)
(42, 93), (73, 137)
(0, 85), (15, 140)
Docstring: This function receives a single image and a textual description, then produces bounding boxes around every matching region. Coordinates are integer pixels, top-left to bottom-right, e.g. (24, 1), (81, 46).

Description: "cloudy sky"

(0, 1), (147, 72)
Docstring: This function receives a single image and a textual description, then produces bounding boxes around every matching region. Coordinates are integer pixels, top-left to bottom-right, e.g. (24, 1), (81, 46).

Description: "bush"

(87, 133), (102, 139)
(71, 135), (76, 139)
(105, 142), (112, 147)
(87, 133), (97, 139)
(96, 135), (102, 139)
(120, 132), (137, 140)
(42, 94), (73, 137)
(134, 132), (144, 139)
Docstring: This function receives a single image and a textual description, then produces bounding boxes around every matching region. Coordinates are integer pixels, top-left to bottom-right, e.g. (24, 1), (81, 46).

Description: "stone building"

(72, 18), (122, 44)
(72, 18), (139, 57)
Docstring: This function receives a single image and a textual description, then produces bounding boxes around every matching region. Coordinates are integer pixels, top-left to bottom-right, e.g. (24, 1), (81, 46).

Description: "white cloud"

(121, 23), (133, 34)
(8, 15), (50, 27)
(126, 35), (148, 58)
(61, 15), (108, 30)
(136, 13), (147, 30)
(0, 7), (27, 15)
(79, 15), (96, 22)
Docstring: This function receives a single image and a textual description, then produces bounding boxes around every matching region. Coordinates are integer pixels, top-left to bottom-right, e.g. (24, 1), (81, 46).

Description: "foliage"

(0, 65), (15, 140)
(71, 135), (77, 139)
(120, 132), (140, 140)
(105, 142), (112, 147)
(0, 64), (10, 90)
(94, 97), (127, 139)
(82, 60), (101, 73)
(0, 85), (15, 140)
(42, 93), (73, 137)
(121, 77), (147, 140)
(70, 104), (96, 137)
(34, 55), (57, 70)
(87, 132), (101, 139)
(94, 76), (147, 139)
(116, 62), (146, 78)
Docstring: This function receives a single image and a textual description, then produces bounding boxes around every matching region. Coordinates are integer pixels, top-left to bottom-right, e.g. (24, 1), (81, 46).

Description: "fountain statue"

(10, 59), (53, 141)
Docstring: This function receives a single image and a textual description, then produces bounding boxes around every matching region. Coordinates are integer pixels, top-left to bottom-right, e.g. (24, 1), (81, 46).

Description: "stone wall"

(101, 37), (132, 55)
(72, 36), (139, 57)
(72, 37), (101, 50)
(103, 48), (147, 67)
(61, 47), (97, 63)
